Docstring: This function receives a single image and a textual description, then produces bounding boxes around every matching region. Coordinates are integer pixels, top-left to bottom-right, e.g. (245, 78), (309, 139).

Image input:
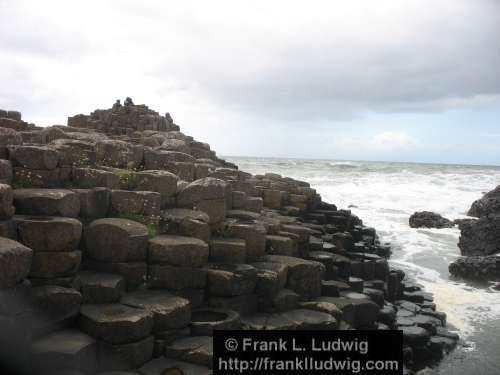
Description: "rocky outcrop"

(0, 99), (456, 373)
(409, 211), (453, 229)
(457, 215), (500, 256)
(449, 254), (500, 281)
(468, 185), (500, 217)
(450, 185), (500, 282)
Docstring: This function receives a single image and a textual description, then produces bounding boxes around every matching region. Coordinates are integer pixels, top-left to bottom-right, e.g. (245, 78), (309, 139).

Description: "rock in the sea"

(409, 211), (453, 229)
(457, 215), (500, 256)
(468, 185), (500, 217)
(449, 254), (500, 281)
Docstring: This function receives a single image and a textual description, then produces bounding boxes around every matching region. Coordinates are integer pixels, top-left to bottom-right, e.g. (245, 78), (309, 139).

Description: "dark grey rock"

(409, 211), (453, 229)
(121, 290), (191, 332)
(468, 185), (500, 217)
(0, 237), (32, 288)
(79, 304), (153, 344)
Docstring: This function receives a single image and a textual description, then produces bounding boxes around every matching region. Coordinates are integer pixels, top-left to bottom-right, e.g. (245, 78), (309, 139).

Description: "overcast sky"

(1, 0), (499, 165)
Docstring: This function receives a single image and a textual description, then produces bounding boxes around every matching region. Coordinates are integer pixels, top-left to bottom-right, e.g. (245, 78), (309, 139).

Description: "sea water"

(227, 157), (500, 374)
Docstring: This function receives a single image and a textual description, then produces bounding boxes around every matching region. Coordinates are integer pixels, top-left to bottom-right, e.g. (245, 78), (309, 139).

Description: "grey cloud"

(0, 0), (499, 125)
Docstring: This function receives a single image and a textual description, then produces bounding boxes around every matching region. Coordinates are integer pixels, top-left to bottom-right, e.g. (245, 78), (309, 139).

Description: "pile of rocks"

(449, 186), (500, 281)
(0, 99), (457, 374)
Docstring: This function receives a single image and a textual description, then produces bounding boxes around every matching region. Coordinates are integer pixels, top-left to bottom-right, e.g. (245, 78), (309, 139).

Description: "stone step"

(266, 235), (295, 256)
(241, 312), (294, 330)
(14, 215), (82, 252)
(225, 220), (266, 261)
(0, 183), (14, 219)
(79, 303), (153, 345)
(31, 285), (82, 336)
(208, 237), (246, 264)
(226, 209), (260, 221)
(243, 309), (336, 331)
(160, 208), (210, 242)
(261, 255), (324, 299)
(121, 290), (191, 333)
(85, 218), (149, 263)
(29, 250), (81, 279)
(190, 308), (241, 336)
(280, 308), (337, 330)
(148, 235), (208, 268)
(109, 190), (161, 223)
(308, 251), (340, 279)
(321, 279), (352, 296)
(206, 264), (257, 297)
(208, 294), (258, 316)
(98, 335), (154, 371)
(231, 191), (247, 209)
(78, 270), (125, 304)
(84, 260), (147, 291)
(31, 329), (97, 374)
(165, 335), (212, 368)
(13, 188), (80, 217)
(348, 276), (364, 293)
(244, 197), (263, 213)
(266, 288), (300, 312)
(0, 237), (32, 289)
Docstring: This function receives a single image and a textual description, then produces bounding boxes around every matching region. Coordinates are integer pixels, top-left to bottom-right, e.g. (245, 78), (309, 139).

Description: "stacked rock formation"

(0, 100), (457, 374)
(449, 186), (500, 282)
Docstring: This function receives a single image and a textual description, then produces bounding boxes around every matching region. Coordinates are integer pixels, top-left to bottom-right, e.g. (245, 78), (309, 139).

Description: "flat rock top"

(227, 210), (261, 220)
(121, 290), (190, 312)
(162, 208), (210, 222)
(80, 303), (152, 323)
(78, 270), (124, 287)
(149, 235), (207, 247)
(308, 251), (336, 260)
(210, 237), (246, 246)
(0, 237), (32, 252)
(177, 177), (227, 203)
(137, 169), (179, 178)
(266, 235), (292, 242)
(13, 188), (76, 199)
(88, 218), (148, 236)
(32, 329), (95, 354)
(263, 254), (324, 269)
(167, 335), (212, 352)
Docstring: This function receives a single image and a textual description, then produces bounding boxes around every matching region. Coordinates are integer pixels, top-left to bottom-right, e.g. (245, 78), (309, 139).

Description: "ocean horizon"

(223, 156), (500, 169)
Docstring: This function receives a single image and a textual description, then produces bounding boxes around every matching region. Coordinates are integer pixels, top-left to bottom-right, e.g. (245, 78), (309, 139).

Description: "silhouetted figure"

(124, 97), (134, 106)
(112, 99), (121, 109)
